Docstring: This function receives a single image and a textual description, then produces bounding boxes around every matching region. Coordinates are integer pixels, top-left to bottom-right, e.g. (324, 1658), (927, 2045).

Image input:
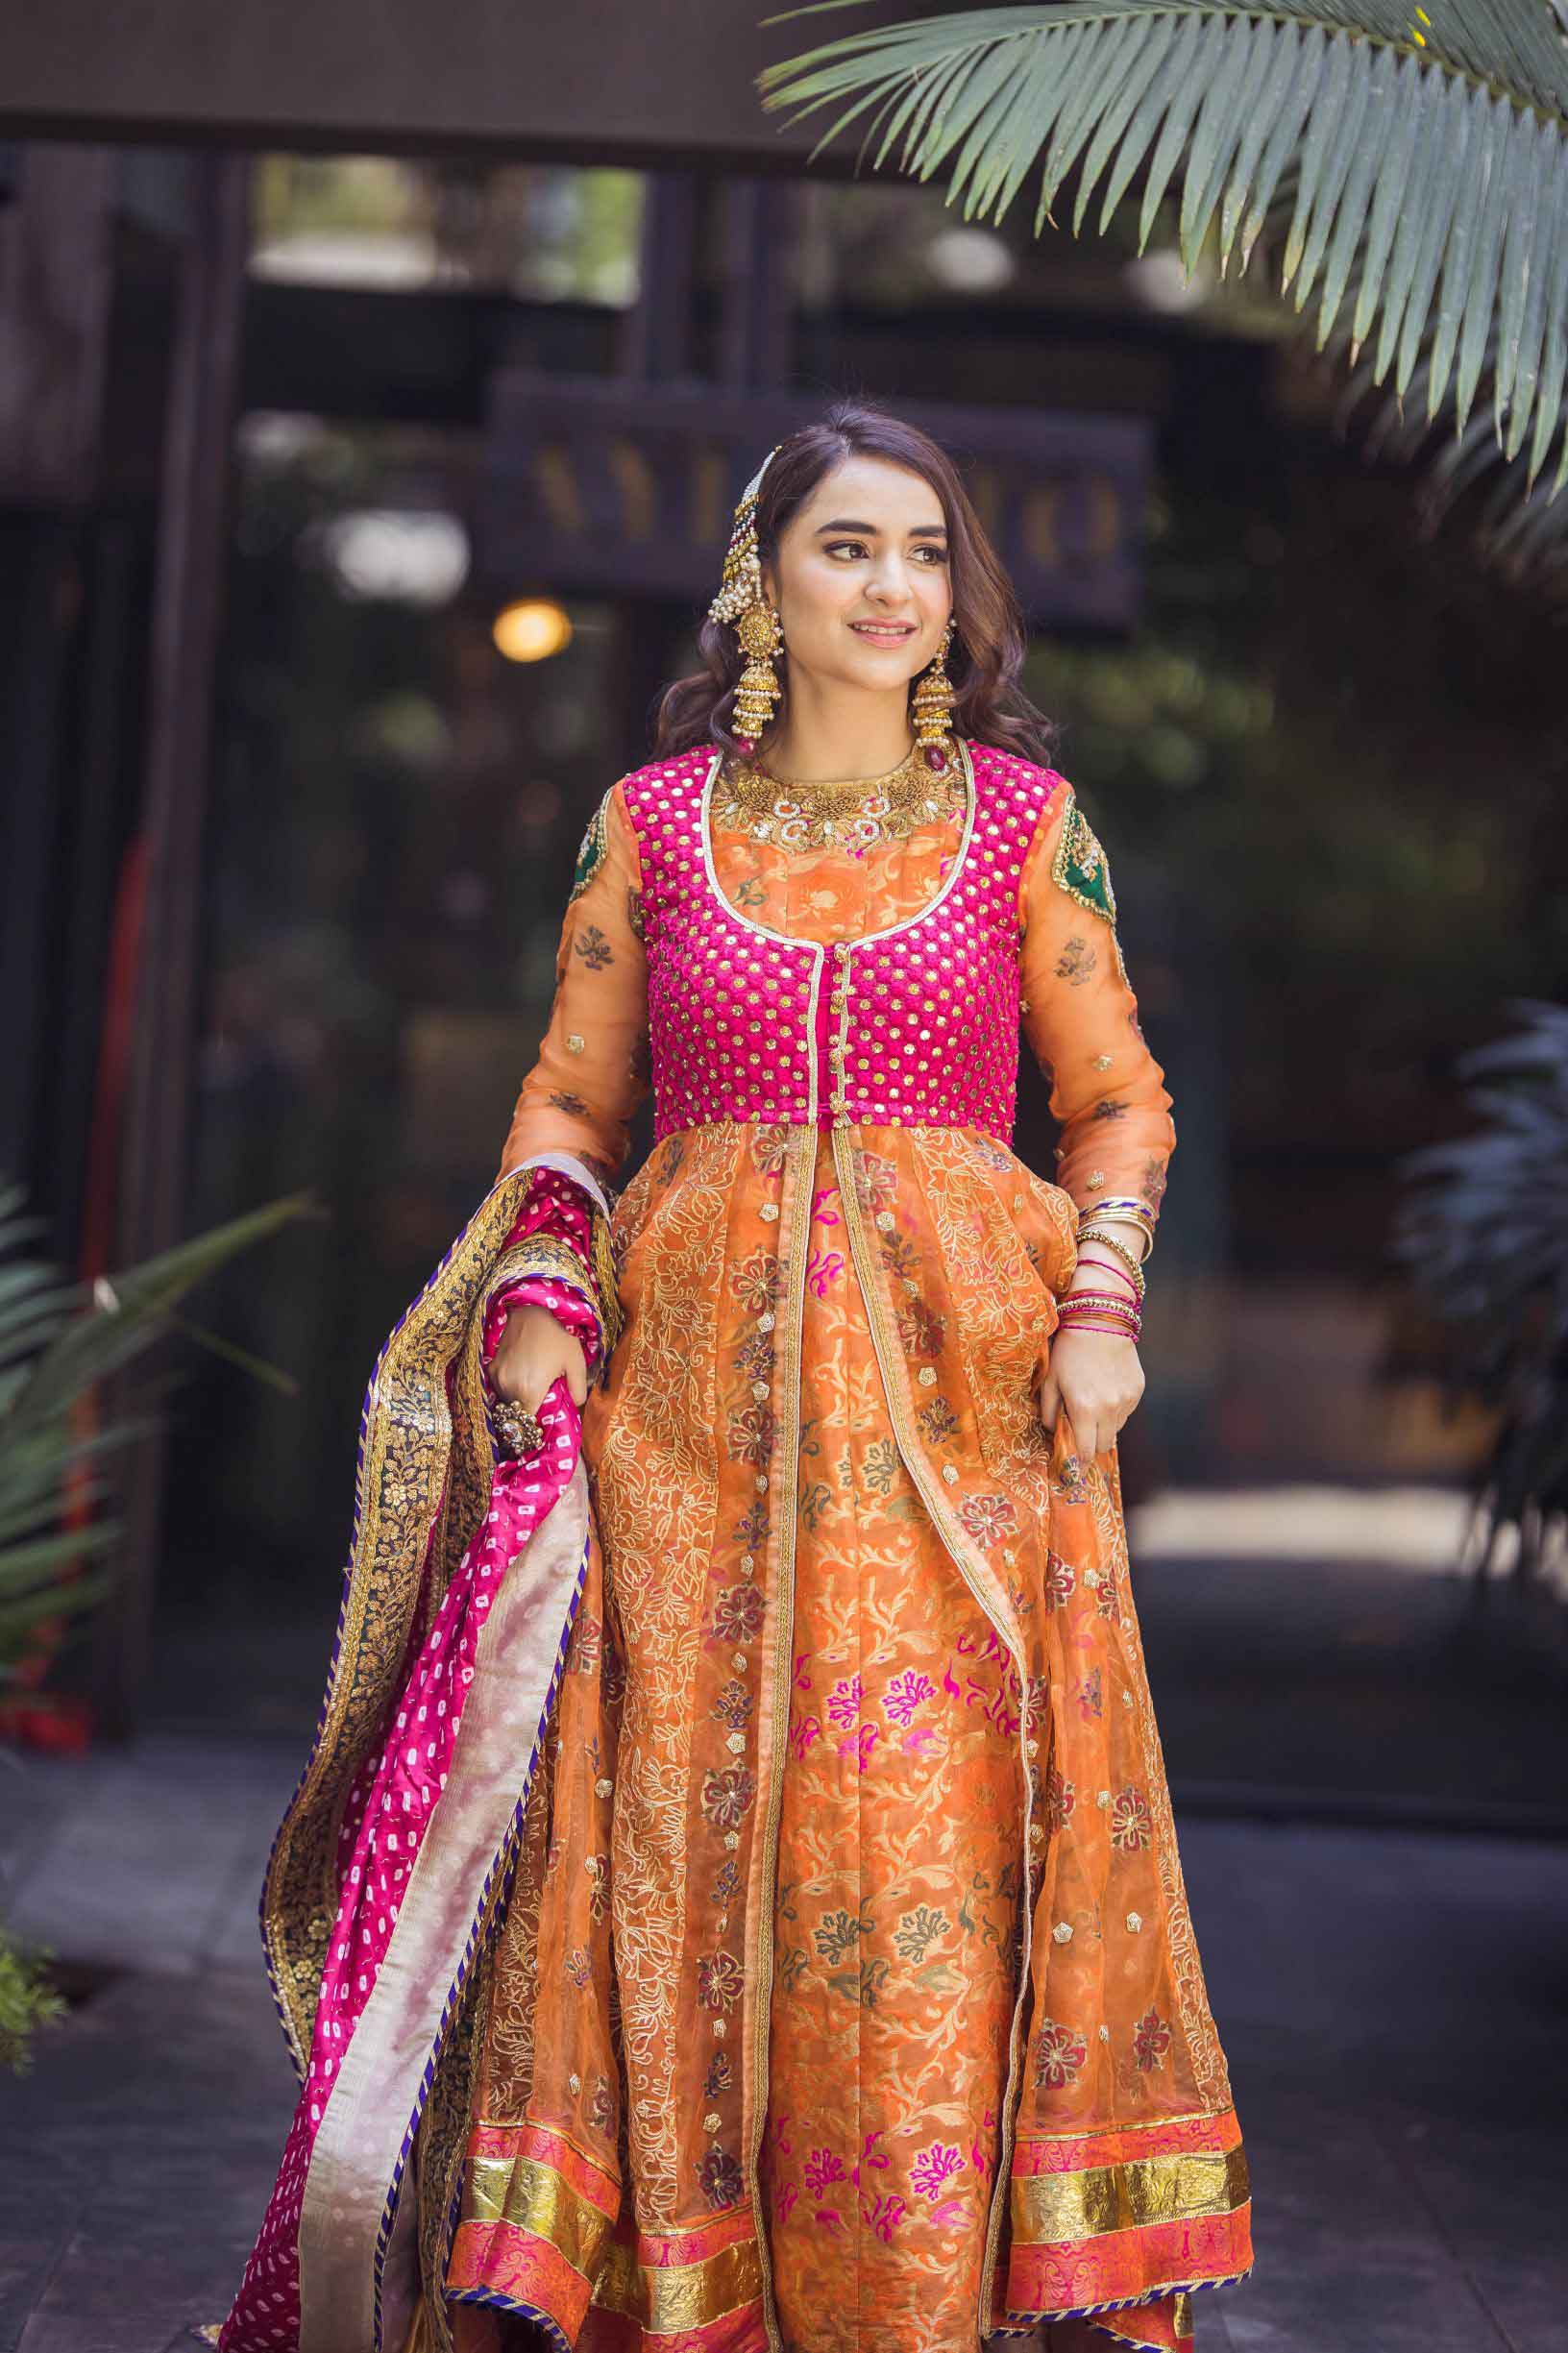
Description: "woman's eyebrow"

(813, 518), (949, 538)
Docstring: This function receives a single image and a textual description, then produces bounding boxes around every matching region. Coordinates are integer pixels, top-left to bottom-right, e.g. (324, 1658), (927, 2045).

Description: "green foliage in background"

(1391, 999), (1568, 1581)
(0, 1177), (316, 2068)
(0, 1180), (315, 1674)
(0, 1925), (67, 2075)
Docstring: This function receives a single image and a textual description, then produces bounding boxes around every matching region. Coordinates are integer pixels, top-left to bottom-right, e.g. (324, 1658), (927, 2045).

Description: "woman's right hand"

(1036, 1327), (1144, 1460)
(490, 1302), (589, 1411)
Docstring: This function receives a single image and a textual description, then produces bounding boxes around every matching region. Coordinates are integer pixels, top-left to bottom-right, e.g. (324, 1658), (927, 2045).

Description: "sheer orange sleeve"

(496, 778), (651, 1192)
(1016, 782), (1174, 1228)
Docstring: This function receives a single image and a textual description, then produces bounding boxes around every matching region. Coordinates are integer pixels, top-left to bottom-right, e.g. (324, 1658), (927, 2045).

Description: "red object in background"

(0, 833), (148, 1753)
(0, 1695), (95, 1754)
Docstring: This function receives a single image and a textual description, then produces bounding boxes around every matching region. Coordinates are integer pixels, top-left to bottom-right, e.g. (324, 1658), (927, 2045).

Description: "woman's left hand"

(1036, 1329), (1145, 1460)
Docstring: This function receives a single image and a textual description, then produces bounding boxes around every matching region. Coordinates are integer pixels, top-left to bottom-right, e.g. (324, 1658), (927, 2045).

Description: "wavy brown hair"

(651, 398), (1062, 770)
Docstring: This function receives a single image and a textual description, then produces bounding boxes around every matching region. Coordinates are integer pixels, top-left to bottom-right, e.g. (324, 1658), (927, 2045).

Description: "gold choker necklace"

(714, 742), (966, 849)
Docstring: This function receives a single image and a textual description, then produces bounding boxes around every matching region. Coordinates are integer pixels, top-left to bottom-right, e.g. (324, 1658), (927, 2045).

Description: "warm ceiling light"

(492, 599), (573, 662)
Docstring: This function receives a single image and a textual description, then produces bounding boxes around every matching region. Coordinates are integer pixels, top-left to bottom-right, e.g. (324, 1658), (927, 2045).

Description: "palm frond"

(5, 1191), (321, 1437)
(0, 1184), (321, 1674)
(1390, 998), (1568, 1561)
(758, 3), (1568, 563)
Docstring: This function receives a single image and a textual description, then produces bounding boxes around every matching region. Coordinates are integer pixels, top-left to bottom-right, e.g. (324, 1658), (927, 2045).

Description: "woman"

(213, 403), (1252, 2353)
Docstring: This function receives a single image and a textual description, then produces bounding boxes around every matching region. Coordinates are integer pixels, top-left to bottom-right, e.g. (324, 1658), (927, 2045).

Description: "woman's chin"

(840, 645), (921, 689)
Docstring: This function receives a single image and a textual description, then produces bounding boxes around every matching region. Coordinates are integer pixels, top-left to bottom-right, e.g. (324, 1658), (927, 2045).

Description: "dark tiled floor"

(3, 1736), (1565, 2350)
(1132, 1547), (1568, 1830)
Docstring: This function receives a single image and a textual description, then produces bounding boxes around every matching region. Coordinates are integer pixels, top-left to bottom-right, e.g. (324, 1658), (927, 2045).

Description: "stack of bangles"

(1055, 1196), (1157, 1343)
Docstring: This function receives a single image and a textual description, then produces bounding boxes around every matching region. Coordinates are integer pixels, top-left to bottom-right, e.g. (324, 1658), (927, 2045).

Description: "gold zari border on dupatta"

(499, 1230), (611, 1326)
(586, 1194), (625, 1359)
(258, 1171), (618, 2080)
(260, 1174), (541, 2075)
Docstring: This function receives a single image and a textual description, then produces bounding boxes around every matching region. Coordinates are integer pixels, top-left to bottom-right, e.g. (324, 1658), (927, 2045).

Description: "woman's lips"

(850, 622), (917, 640)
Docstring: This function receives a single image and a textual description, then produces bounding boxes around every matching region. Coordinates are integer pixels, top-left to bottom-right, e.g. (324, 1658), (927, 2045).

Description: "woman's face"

(760, 453), (953, 699)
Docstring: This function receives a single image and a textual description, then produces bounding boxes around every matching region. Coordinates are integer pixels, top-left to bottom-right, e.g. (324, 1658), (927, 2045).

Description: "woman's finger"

(1068, 1403), (1109, 1458)
(1036, 1366), (1059, 1430)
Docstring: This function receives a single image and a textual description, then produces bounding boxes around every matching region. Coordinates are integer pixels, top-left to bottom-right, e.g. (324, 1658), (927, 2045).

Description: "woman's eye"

(824, 540), (947, 562)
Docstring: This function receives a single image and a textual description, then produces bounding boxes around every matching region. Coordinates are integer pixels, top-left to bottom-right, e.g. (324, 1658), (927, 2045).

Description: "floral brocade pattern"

(448, 753), (1248, 2353)
(756, 1149), (1027, 2346)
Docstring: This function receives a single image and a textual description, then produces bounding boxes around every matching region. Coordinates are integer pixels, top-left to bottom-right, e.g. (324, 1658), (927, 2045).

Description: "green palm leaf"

(758, 2), (1568, 558)
(1390, 998), (1568, 1571)
(0, 1183), (320, 1678)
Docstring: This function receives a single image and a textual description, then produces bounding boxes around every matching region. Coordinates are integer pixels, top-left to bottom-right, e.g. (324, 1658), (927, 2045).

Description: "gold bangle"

(1075, 1226), (1146, 1296)
(1078, 1200), (1155, 1254)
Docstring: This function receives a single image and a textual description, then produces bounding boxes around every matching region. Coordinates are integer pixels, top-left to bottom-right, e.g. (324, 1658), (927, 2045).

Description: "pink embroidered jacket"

(621, 741), (1044, 1140)
(490, 736), (1174, 1366)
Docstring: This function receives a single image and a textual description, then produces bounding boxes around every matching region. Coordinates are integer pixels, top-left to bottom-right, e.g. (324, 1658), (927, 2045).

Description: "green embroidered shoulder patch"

(569, 788), (613, 905)
(1048, 788), (1130, 986)
(1050, 791), (1117, 925)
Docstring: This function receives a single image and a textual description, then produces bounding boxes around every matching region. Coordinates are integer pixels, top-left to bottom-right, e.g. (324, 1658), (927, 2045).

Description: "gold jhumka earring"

(911, 616), (958, 772)
(709, 443), (784, 752)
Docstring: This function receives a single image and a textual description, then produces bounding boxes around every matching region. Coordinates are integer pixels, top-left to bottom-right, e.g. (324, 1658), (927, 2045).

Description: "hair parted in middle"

(651, 396), (1063, 772)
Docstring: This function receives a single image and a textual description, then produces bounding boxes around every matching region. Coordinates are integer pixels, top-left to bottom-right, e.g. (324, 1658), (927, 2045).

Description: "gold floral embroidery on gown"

(446, 748), (1249, 2353)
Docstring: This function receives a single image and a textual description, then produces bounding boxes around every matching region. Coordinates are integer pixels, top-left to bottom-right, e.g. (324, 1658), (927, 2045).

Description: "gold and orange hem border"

(990, 2108), (1253, 2350)
(447, 2121), (764, 2351)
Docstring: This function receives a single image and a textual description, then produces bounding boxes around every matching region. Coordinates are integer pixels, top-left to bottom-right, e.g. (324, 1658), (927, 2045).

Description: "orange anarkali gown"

(429, 740), (1251, 2353)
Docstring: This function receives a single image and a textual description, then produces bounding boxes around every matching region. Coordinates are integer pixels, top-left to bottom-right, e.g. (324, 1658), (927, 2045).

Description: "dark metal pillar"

(95, 151), (251, 1736)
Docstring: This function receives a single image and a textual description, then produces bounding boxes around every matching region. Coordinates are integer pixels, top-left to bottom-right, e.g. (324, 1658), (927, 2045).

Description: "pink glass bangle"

(1058, 1296), (1141, 1338)
(1071, 1259), (1140, 1301)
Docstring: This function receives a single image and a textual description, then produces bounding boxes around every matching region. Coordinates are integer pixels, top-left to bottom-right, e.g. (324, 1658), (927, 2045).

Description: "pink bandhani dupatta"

(211, 1158), (618, 2353)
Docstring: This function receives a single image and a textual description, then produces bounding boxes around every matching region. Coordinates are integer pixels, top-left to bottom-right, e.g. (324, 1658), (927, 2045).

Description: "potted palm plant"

(0, 1177), (314, 2069)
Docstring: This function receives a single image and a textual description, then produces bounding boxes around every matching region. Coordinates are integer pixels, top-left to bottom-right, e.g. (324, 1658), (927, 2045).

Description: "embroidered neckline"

(739, 737), (919, 791)
(713, 740), (965, 849)
(697, 739), (978, 954)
